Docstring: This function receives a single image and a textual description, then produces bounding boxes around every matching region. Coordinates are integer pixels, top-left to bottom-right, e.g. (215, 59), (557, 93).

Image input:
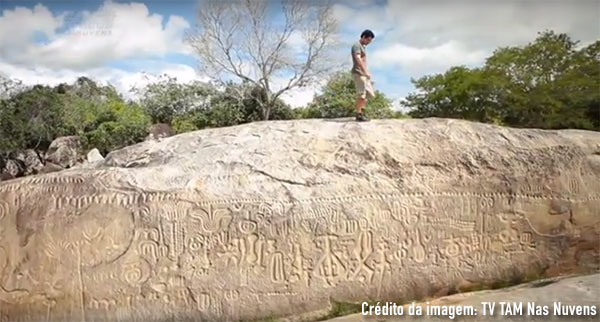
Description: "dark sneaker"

(356, 113), (370, 122)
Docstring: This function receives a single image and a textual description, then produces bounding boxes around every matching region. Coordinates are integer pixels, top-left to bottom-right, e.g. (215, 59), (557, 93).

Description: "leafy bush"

(84, 100), (150, 154)
(0, 78), (151, 156)
(306, 72), (396, 119)
(404, 30), (599, 130)
(0, 85), (64, 151)
(132, 75), (214, 124)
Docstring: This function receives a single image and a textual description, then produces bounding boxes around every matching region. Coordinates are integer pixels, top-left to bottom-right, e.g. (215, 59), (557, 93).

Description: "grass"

(315, 300), (364, 321)
(255, 315), (279, 322)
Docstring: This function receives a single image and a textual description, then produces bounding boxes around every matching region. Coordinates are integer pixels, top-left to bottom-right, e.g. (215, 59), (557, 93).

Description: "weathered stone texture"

(0, 118), (598, 321)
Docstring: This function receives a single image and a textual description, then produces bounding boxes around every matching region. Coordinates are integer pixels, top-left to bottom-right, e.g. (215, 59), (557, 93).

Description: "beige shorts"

(352, 73), (375, 99)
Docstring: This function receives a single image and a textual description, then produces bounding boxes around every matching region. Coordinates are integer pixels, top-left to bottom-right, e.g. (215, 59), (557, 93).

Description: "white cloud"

(371, 41), (489, 77)
(269, 75), (325, 108)
(0, 1), (191, 70)
(336, 0), (599, 52)
(385, 0), (599, 49)
(0, 60), (209, 101)
(0, 4), (64, 53)
(279, 86), (318, 108)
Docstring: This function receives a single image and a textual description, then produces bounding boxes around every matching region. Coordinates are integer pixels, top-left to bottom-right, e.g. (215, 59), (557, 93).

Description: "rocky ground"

(322, 273), (599, 321)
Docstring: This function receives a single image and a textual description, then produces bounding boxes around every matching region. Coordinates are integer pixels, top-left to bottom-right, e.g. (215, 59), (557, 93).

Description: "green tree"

(0, 77), (151, 156)
(405, 67), (502, 124)
(84, 100), (150, 154)
(0, 85), (64, 151)
(405, 30), (599, 130)
(171, 81), (295, 134)
(306, 72), (395, 119)
(132, 74), (215, 124)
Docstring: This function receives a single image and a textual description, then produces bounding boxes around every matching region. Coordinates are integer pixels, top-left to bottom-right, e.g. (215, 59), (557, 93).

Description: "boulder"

(2, 158), (25, 178)
(0, 171), (14, 181)
(44, 136), (83, 168)
(86, 148), (104, 163)
(146, 123), (175, 141)
(13, 149), (44, 175)
(0, 118), (598, 322)
(37, 162), (64, 174)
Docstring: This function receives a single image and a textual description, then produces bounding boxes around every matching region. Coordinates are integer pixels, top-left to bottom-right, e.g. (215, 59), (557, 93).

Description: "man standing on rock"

(351, 29), (376, 122)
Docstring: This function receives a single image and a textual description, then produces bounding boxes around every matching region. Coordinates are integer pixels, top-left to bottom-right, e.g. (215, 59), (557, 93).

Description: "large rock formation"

(0, 118), (598, 322)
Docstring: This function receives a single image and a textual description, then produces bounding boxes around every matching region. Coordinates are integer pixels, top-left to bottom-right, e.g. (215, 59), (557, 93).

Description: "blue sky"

(1, 0), (598, 109)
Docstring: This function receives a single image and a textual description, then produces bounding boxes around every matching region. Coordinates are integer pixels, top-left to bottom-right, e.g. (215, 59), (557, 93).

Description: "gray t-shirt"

(351, 41), (366, 75)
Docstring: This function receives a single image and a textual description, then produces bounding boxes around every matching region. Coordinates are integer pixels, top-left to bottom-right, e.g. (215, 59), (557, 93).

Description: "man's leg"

(356, 97), (367, 114)
(355, 97), (369, 121)
(353, 73), (370, 121)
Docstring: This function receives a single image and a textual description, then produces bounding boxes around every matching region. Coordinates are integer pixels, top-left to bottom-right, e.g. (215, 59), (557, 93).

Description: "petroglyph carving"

(238, 220), (258, 235)
(289, 243), (311, 287)
(244, 234), (262, 266)
(1, 119), (599, 322)
(138, 228), (161, 243)
(0, 200), (8, 222)
(349, 231), (375, 283)
(519, 231), (536, 249)
(479, 196), (495, 210)
(412, 230), (429, 263)
(313, 235), (347, 286)
(386, 201), (410, 222)
(122, 259), (151, 287)
(196, 292), (212, 311)
(269, 219), (296, 236)
(89, 297), (117, 310)
(269, 252), (286, 283)
(190, 204), (232, 233)
(300, 219), (320, 234)
(216, 238), (243, 267)
(429, 217), (476, 231)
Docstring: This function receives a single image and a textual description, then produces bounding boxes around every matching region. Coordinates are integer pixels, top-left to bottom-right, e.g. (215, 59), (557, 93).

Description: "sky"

(0, 0), (598, 110)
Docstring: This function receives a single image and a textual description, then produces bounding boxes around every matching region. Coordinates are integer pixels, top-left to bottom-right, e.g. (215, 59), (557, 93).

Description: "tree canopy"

(297, 72), (399, 119)
(404, 31), (599, 130)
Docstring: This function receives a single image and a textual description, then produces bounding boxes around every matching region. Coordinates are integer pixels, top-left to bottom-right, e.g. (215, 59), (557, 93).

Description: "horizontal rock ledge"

(0, 118), (598, 321)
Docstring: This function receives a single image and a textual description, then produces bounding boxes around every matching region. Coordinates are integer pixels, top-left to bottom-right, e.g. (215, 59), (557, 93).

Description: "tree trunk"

(263, 92), (273, 121)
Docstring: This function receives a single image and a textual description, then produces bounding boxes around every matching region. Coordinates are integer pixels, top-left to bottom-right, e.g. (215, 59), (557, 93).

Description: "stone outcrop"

(0, 118), (598, 322)
(1, 159), (25, 178)
(0, 150), (44, 181)
(37, 162), (64, 175)
(44, 136), (83, 168)
(14, 150), (44, 176)
(146, 123), (175, 141)
(86, 148), (104, 163)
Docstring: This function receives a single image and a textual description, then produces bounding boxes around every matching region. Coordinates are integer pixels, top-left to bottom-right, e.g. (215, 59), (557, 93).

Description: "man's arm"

(354, 53), (370, 78)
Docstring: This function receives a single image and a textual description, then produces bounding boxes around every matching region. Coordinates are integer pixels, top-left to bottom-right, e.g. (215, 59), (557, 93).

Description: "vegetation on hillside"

(0, 30), (596, 160)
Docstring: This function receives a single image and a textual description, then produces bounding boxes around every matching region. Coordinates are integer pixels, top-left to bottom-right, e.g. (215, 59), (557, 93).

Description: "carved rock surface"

(0, 118), (598, 322)
(326, 273), (600, 321)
